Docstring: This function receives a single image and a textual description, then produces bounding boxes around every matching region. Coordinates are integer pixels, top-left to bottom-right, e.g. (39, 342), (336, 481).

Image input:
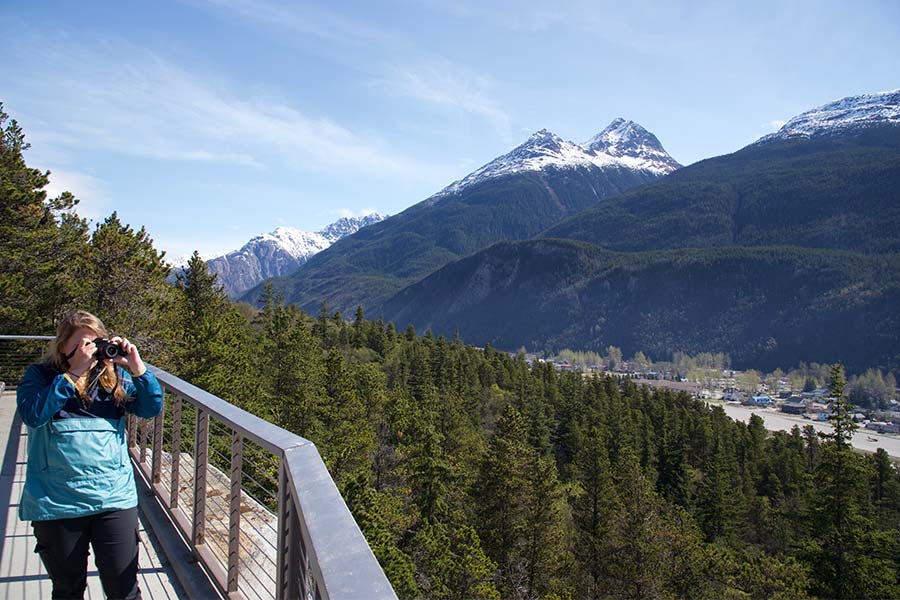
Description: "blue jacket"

(16, 363), (163, 521)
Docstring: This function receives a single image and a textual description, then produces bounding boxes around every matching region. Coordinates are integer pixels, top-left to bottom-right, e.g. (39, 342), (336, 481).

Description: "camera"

(93, 337), (125, 360)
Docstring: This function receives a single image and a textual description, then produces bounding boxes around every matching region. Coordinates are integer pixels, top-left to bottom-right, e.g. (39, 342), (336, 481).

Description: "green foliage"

(87, 212), (175, 353)
(848, 368), (898, 408)
(0, 103), (90, 332)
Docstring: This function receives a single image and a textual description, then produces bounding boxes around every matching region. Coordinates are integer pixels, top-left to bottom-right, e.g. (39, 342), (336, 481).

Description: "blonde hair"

(50, 311), (127, 404)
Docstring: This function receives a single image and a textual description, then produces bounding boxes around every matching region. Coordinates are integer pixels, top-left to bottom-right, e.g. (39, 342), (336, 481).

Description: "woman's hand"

(109, 336), (146, 377)
(65, 335), (98, 377)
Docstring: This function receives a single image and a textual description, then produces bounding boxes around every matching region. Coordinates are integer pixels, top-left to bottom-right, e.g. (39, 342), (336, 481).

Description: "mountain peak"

(427, 121), (680, 203)
(587, 118), (653, 150)
(204, 213), (385, 297)
(758, 89), (900, 144)
(319, 213), (384, 242)
(584, 119), (681, 172)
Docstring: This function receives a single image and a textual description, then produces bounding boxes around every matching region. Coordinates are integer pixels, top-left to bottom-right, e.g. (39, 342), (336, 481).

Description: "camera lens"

(104, 344), (119, 359)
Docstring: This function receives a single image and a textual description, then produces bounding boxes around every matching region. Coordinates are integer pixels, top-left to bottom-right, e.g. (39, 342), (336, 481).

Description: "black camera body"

(93, 337), (125, 360)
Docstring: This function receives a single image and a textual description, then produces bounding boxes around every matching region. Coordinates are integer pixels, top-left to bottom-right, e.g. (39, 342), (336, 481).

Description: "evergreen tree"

(174, 252), (253, 403)
(319, 348), (374, 485)
(255, 284), (327, 433)
(474, 404), (532, 597)
(411, 519), (500, 600)
(571, 425), (620, 599)
(522, 453), (572, 599)
(343, 475), (419, 599)
(353, 304), (365, 348)
(88, 212), (174, 350)
(806, 364), (898, 598)
(0, 103), (91, 332)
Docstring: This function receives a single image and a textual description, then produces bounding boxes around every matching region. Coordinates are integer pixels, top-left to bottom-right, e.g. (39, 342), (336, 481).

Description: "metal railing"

(1, 336), (398, 600)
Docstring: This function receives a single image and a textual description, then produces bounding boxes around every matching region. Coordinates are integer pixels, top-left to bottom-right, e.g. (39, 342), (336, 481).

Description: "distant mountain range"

(380, 89), (900, 372)
(242, 119), (681, 312)
(206, 214), (384, 297)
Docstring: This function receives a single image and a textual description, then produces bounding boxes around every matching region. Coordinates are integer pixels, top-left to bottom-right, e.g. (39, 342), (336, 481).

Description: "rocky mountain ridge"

(207, 213), (384, 297)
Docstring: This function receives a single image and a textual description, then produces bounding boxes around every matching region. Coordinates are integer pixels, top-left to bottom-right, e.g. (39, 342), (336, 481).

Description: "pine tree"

(0, 103), (91, 332)
(474, 404), (532, 597)
(319, 348), (374, 485)
(572, 425), (620, 599)
(411, 518), (500, 600)
(822, 364), (857, 447)
(255, 284), (327, 433)
(343, 475), (419, 599)
(353, 304), (365, 348)
(88, 212), (174, 350)
(522, 453), (572, 599)
(807, 365), (898, 598)
(174, 252), (253, 402)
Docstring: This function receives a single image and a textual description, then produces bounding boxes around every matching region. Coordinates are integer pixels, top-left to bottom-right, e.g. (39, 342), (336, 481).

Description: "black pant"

(32, 507), (142, 600)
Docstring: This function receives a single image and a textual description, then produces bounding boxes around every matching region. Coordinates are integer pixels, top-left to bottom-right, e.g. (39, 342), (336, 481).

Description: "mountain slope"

(244, 120), (680, 313)
(546, 91), (900, 255)
(382, 239), (900, 372)
(207, 214), (384, 297)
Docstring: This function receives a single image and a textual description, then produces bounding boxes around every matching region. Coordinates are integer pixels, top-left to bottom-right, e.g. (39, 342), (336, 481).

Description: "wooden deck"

(0, 392), (186, 599)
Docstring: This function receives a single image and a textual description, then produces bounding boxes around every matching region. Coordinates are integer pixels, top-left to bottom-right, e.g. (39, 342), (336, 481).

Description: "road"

(709, 401), (900, 459)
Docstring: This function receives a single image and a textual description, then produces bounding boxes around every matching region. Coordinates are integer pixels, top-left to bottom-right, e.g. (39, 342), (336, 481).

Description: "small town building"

(781, 401), (806, 415)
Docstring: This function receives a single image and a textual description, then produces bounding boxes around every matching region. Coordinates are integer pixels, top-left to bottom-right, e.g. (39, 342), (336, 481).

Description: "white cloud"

(768, 120), (787, 131)
(44, 168), (110, 222)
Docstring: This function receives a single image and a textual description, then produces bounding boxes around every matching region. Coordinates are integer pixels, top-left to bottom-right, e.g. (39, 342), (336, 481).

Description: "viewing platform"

(0, 336), (397, 600)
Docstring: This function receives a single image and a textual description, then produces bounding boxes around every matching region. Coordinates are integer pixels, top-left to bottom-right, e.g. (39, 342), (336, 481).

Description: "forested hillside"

(5, 104), (900, 599)
(544, 126), (900, 255)
(382, 239), (900, 372)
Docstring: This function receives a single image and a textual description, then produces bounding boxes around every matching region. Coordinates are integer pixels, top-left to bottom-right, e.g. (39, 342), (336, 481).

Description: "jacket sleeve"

(17, 365), (73, 428)
(124, 368), (164, 419)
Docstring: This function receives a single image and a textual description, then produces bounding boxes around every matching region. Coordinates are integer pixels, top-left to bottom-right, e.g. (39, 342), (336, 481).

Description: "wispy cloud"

(195, 0), (399, 49)
(194, 0), (512, 137)
(767, 120), (787, 132)
(11, 36), (432, 178)
(377, 61), (511, 135)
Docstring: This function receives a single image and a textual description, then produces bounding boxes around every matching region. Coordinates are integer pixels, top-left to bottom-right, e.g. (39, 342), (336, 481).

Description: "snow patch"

(758, 89), (900, 143)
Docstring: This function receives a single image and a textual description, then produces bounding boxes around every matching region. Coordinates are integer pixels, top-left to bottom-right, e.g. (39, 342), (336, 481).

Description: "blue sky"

(3, 0), (898, 259)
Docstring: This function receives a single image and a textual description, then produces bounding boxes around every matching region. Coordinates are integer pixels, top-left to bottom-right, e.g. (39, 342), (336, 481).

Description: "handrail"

(145, 366), (398, 600)
(0, 336), (397, 600)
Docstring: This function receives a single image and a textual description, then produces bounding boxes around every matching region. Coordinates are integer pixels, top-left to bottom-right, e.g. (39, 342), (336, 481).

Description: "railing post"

(128, 414), (137, 449)
(140, 416), (151, 464)
(228, 431), (243, 595)
(152, 404), (164, 484)
(193, 409), (209, 550)
(276, 460), (303, 600)
(170, 395), (182, 510)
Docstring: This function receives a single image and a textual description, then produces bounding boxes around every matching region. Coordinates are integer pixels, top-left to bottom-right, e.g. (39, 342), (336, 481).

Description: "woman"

(16, 311), (163, 600)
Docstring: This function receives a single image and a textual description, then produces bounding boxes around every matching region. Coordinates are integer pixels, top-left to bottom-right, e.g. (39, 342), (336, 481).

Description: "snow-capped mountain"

(207, 214), (385, 297)
(427, 119), (680, 203)
(758, 89), (900, 143)
(585, 118), (682, 173)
